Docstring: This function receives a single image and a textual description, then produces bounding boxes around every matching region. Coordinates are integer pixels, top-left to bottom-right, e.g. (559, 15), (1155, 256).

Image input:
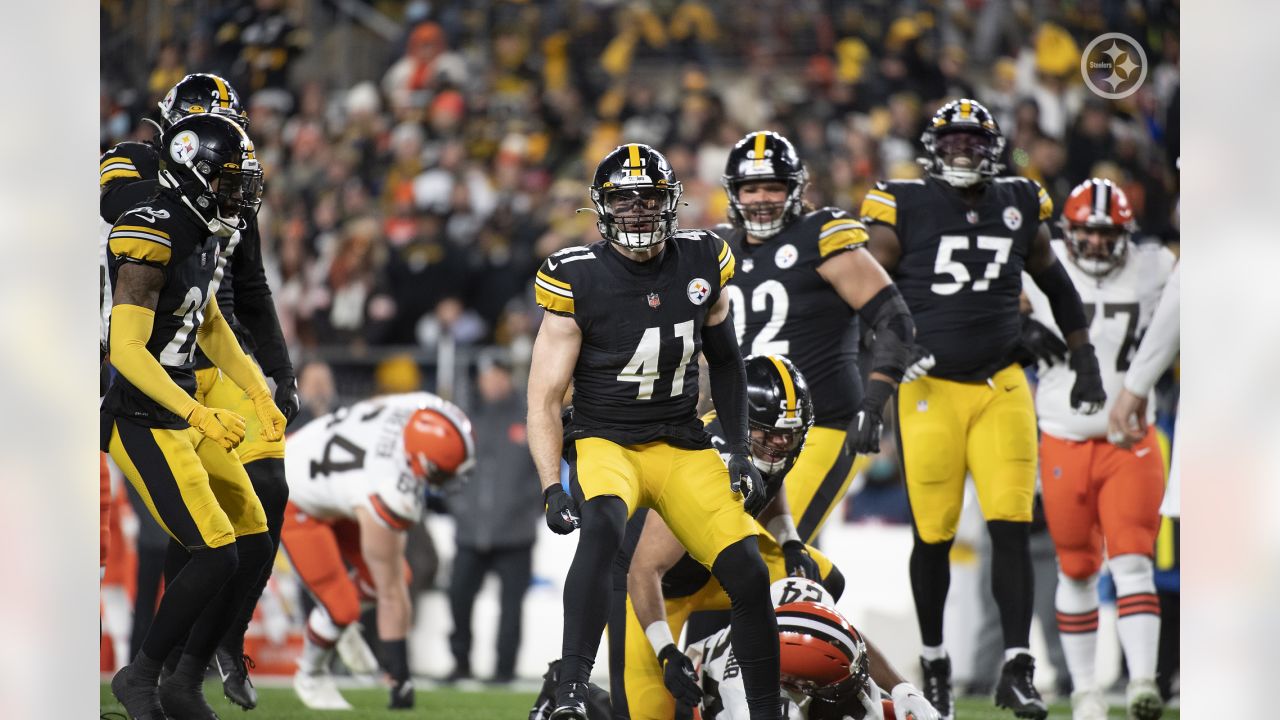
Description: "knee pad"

(821, 564), (846, 602)
(1107, 553), (1154, 596)
(712, 537), (770, 603)
(245, 458), (289, 519)
(579, 496), (627, 546)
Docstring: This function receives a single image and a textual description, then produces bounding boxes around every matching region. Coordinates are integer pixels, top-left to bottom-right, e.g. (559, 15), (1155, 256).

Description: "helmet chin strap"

(160, 167), (223, 235)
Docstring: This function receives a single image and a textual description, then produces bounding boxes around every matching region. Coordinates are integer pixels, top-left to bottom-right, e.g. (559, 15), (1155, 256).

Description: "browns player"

(529, 144), (780, 720)
(104, 113), (283, 720)
(99, 72), (297, 710)
(1022, 179), (1174, 720)
(281, 393), (475, 710)
(859, 99), (1105, 720)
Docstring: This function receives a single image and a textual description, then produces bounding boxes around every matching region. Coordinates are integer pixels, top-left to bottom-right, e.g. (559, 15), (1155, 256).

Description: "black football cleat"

(548, 681), (589, 720)
(159, 676), (221, 720)
(110, 665), (166, 720)
(389, 678), (415, 709)
(920, 655), (955, 720)
(213, 646), (258, 710)
(994, 653), (1048, 719)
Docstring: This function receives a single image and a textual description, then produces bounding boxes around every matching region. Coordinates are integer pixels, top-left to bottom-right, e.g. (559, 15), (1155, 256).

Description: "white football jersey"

(1023, 241), (1176, 440)
(285, 392), (443, 530)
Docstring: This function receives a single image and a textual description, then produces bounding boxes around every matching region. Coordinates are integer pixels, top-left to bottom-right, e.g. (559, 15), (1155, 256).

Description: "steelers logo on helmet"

(745, 355), (814, 479)
(723, 131), (809, 239)
(686, 277), (711, 305)
(589, 143), (683, 250)
(1060, 177), (1137, 277)
(169, 130), (200, 164)
(158, 72), (248, 130)
(920, 98), (1006, 188)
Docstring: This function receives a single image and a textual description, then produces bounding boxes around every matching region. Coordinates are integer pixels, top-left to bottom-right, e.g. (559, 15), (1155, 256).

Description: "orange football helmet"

(1060, 177), (1137, 277)
(776, 600), (869, 702)
(402, 400), (476, 485)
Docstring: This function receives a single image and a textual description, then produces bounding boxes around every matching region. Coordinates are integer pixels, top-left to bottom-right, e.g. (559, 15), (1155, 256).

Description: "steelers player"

(529, 144), (780, 720)
(610, 354), (843, 720)
(859, 99), (1106, 720)
(717, 130), (920, 541)
(104, 114), (285, 720)
(99, 73), (297, 709)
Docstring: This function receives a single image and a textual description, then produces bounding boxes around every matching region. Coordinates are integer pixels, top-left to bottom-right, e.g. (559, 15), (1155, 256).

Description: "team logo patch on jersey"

(1003, 206), (1023, 230)
(170, 131), (200, 164)
(687, 277), (711, 305)
(775, 243), (798, 269)
(966, 210), (980, 224)
(741, 258), (754, 273)
(647, 292), (662, 309)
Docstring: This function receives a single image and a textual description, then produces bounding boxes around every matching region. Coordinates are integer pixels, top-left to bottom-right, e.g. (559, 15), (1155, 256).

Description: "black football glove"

(782, 540), (821, 580)
(658, 644), (702, 709)
(1018, 315), (1069, 367)
(849, 379), (893, 454)
(273, 373), (301, 425)
(901, 344), (936, 382)
(543, 485), (580, 534)
(727, 452), (767, 516)
(1068, 343), (1107, 415)
(388, 678), (414, 709)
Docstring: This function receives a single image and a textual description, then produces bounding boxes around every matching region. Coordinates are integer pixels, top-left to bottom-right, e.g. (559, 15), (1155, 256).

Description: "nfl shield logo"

(966, 210), (980, 224)
(647, 292), (661, 309)
(741, 258), (754, 273)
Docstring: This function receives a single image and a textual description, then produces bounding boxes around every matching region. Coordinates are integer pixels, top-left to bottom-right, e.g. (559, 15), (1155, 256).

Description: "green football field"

(100, 680), (1179, 719)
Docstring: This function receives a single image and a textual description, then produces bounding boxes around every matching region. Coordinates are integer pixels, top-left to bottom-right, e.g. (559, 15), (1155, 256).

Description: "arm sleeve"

(1124, 263), (1180, 395)
(701, 320), (749, 454)
(1028, 258), (1089, 337)
(856, 283), (915, 382)
(195, 295), (271, 397)
(229, 222), (294, 379)
(109, 304), (200, 420)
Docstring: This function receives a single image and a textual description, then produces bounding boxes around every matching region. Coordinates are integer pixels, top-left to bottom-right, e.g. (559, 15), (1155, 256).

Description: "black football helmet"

(920, 98), (1006, 188)
(158, 114), (263, 237)
(158, 73), (248, 130)
(723, 131), (809, 239)
(589, 143), (682, 250)
(745, 354), (814, 479)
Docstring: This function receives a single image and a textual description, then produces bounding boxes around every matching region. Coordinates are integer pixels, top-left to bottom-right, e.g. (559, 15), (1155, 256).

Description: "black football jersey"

(860, 176), (1053, 381)
(102, 189), (240, 428)
(717, 208), (866, 427)
(534, 231), (735, 449)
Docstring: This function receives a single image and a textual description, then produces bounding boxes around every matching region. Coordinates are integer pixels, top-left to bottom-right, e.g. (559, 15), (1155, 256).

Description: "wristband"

(646, 620), (677, 657)
(766, 514), (801, 547)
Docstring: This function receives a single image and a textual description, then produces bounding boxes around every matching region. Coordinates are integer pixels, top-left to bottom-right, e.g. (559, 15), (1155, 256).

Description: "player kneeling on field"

(282, 392), (475, 710)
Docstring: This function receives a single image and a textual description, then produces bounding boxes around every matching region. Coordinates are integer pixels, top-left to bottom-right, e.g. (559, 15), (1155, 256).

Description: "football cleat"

(1126, 678), (1164, 720)
(158, 675), (222, 720)
(919, 656), (955, 720)
(213, 646), (258, 710)
(1070, 688), (1109, 720)
(994, 653), (1048, 719)
(293, 669), (353, 711)
(335, 623), (380, 675)
(109, 665), (166, 720)
(389, 678), (415, 709)
(548, 681), (590, 720)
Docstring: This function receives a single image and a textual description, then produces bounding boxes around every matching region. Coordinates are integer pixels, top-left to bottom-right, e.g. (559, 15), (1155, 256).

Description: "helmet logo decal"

(774, 243), (798, 269)
(753, 132), (768, 167)
(1003, 206), (1023, 231)
(170, 131), (200, 163)
(627, 143), (644, 177)
(647, 292), (662, 309)
(767, 355), (799, 421)
(686, 278), (711, 305)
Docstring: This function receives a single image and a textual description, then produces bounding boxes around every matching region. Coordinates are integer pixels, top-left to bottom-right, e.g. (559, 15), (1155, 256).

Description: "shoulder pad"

(100, 141), (159, 189)
(109, 201), (181, 267)
(995, 176), (1052, 220)
(860, 183), (901, 226)
(1130, 239), (1177, 273)
(535, 245), (593, 316)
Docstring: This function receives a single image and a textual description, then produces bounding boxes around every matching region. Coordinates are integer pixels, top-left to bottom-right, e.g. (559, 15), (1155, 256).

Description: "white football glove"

(892, 682), (939, 720)
(901, 349), (936, 383)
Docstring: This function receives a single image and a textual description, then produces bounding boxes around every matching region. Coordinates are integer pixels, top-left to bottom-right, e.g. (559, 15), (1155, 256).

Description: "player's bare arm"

(112, 261), (164, 310)
(864, 224), (902, 274)
(355, 506), (411, 640)
(528, 311), (581, 493)
(626, 512), (687, 631)
(816, 247), (903, 388)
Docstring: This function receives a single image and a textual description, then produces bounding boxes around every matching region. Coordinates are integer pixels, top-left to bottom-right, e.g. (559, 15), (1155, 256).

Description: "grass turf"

(100, 681), (1178, 719)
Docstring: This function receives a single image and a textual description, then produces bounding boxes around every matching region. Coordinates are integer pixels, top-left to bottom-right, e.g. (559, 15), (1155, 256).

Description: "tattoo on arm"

(112, 262), (164, 311)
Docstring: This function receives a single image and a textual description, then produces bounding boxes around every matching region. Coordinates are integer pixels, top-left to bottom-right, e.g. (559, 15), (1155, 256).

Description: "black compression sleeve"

(100, 178), (159, 224)
(231, 220), (294, 379)
(1029, 259), (1089, 337)
(856, 284), (915, 382)
(702, 319), (749, 454)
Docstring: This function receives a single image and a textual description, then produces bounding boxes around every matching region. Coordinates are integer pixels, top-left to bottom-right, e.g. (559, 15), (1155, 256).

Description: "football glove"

(902, 345), (937, 382)
(1018, 315), (1069, 367)
(543, 485), (580, 534)
(849, 379), (893, 454)
(782, 540), (821, 580)
(248, 385), (288, 442)
(1068, 344), (1107, 415)
(273, 373), (301, 425)
(892, 682), (940, 720)
(727, 452), (767, 516)
(658, 644), (702, 709)
(388, 678), (414, 709)
(187, 405), (247, 451)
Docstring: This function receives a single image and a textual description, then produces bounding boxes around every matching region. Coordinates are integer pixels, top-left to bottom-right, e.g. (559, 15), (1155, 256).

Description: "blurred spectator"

(443, 350), (540, 684)
(382, 21), (468, 118)
(213, 0), (309, 96)
(292, 360), (337, 428)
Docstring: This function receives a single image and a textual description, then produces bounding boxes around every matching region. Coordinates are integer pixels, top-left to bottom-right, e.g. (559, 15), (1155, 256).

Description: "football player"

(717, 131), (920, 544)
(612, 355), (839, 720)
(529, 144), (780, 720)
(99, 72), (297, 710)
(859, 99), (1106, 720)
(280, 392), (476, 710)
(1023, 179), (1175, 720)
(683, 578), (938, 720)
(104, 113), (284, 720)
